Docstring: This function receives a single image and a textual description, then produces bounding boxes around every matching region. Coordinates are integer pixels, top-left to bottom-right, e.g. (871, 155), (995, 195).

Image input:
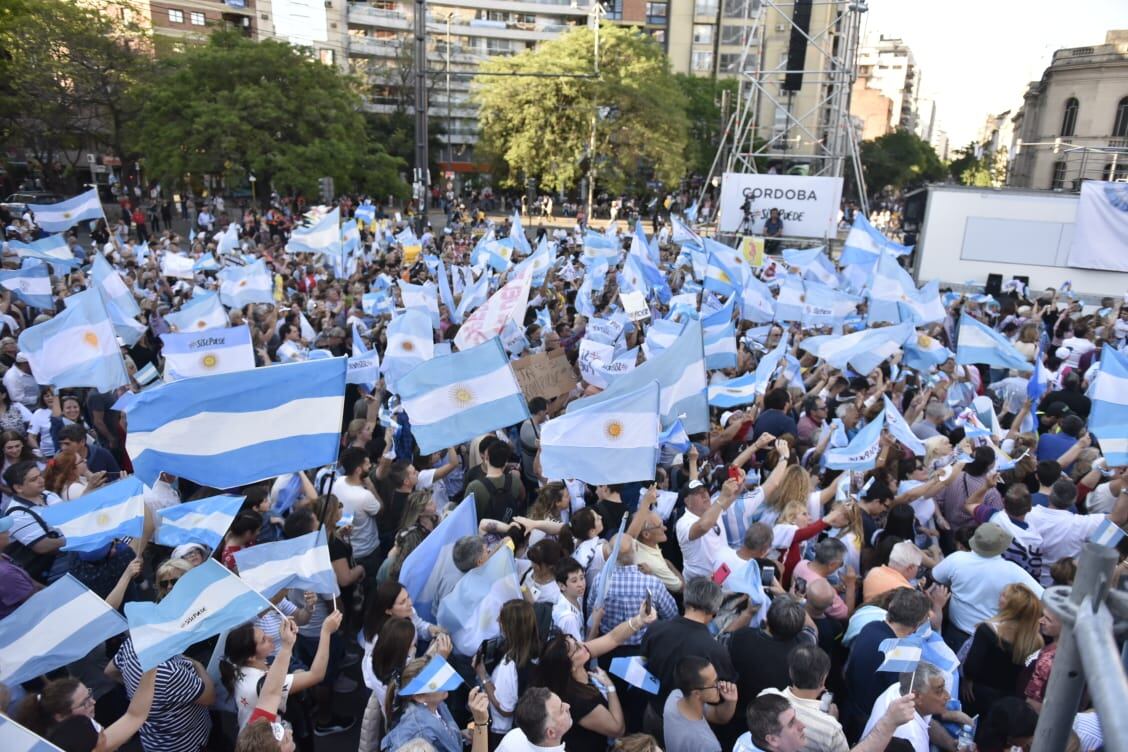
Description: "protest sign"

(512, 349), (576, 401)
(620, 290), (650, 321)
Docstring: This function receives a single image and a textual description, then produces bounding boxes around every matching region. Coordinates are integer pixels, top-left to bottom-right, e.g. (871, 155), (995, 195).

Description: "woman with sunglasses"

(31, 670), (158, 752)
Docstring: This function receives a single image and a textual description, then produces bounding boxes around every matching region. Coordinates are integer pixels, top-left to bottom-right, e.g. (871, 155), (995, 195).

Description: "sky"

(862, 0), (1128, 147)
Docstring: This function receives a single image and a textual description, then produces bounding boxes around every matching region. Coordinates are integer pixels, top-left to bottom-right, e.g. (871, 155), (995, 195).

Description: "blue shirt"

(381, 701), (462, 752)
(1036, 432), (1077, 465)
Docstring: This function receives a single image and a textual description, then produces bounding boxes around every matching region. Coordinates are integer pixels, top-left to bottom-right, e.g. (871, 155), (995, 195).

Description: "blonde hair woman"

(962, 583), (1044, 717)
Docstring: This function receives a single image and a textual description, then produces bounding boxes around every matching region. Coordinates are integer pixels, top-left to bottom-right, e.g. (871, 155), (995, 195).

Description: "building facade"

(850, 33), (917, 137)
(1010, 30), (1128, 190)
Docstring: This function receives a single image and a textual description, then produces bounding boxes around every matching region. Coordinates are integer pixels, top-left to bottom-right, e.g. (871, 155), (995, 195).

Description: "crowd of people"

(0, 189), (1124, 752)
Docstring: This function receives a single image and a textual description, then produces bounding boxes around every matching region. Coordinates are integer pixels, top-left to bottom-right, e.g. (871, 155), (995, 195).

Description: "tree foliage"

(132, 32), (406, 198)
(947, 142), (1006, 187)
(473, 24), (689, 194)
(675, 74), (737, 176)
(0, 0), (146, 186)
(859, 129), (946, 196)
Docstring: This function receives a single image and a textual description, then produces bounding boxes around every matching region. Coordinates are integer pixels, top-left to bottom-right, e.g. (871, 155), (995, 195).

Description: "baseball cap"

(1038, 402), (1070, 418)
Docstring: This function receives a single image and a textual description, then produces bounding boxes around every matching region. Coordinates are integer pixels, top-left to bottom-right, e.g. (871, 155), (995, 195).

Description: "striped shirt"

(758, 688), (849, 752)
(112, 637), (211, 752)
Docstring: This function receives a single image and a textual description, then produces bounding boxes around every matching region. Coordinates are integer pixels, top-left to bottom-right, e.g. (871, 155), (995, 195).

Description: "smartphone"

(819, 691), (834, 713)
(727, 466), (741, 482)
(712, 563), (732, 585)
(794, 577), (808, 597)
(763, 566), (776, 586)
(644, 588), (653, 616)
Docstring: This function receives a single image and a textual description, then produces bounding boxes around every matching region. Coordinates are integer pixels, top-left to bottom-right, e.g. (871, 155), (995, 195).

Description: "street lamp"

(249, 174), (257, 206)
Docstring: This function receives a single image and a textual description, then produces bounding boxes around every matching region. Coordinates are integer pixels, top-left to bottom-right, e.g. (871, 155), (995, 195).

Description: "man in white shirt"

(1061, 323), (1095, 369)
(275, 323), (308, 364)
(330, 447), (381, 563)
(1085, 466), (1127, 515)
(1026, 477), (1128, 573)
(676, 475), (741, 581)
(4, 353), (39, 409)
(496, 687), (572, 752)
(863, 662), (955, 752)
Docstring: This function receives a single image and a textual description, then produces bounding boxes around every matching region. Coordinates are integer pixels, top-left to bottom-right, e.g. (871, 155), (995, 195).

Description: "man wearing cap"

(1035, 414), (1087, 465)
(1040, 372), (1091, 420)
(676, 474), (742, 581)
(930, 522), (1044, 649)
(1036, 401), (1069, 435)
(3, 352), (39, 410)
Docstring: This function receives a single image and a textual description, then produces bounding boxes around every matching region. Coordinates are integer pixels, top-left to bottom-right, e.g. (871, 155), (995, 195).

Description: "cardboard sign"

(511, 349), (577, 401)
(620, 290), (650, 321)
(740, 236), (765, 268)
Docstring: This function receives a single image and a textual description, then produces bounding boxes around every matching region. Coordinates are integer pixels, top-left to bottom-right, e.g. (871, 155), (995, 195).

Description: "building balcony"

(350, 36), (403, 57)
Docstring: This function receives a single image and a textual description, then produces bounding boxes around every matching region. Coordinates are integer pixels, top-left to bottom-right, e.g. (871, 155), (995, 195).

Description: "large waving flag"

(398, 338), (530, 454)
(218, 259), (274, 309)
(165, 291), (229, 332)
(161, 252), (196, 280)
(454, 267), (490, 321)
(801, 280), (861, 329)
(708, 372), (759, 408)
(774, 275), (806, 322)
(453, 268), (532, 352)
(18, 288), (129, 392)
(825, 411), (885, 471)
(0, 575), (127, 686)
(641, 318), (685, 361)
(91, 253), (141, 318)
(568, 321), (708, 434)
(125, 559), (270, 671)
(382, 309), (434, 390)
(867, 251), (919, 324)
(122, 358), (346, 487)
(739, 273), (776, 323)
(399, 280), (440, 329)
(437, 546), (524, 656)
(752, 335), (789, 393)
(840, 213), (912, 266)
(956, 312), (1033, 373)
(287, 206), (341, 256)
(154, 495), (245, 549)
(234, 528), (338, 597)
(513, 236), (552, 287)
(704, 252), (739, 297)
(541, 381), (659, 484)
(702, 299), (737, 370)
(10, 234), (80, 273)
(1089, 346), (1128, 466)
(400, 496), (478, 622)
(160, 325), (255, 381)
(0, 265), (53, 309)
(509, 211), (532, 256)
(902, 331), (953, 372)
(434, 255), (459, 323)
(39, 477), (145, 551)
(347, 326), (379, 386)
(800, 322), (914, 375)
(26, 188), (104, 233)
(582, 231), (620, 260)
(883, 395), (926, 456)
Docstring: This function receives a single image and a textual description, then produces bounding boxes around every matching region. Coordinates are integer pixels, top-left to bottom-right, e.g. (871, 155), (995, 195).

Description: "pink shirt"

(791, 560), (848, 620)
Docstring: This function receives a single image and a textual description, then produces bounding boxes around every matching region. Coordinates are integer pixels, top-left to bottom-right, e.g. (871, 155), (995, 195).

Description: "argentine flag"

(10, 234), (79, 272)
(362, 291), (394, 317)
(0, 265), (53, 309)
(0, 715), (66, 751)
(774, 275), (806, 322)
(18, 288), (128, 392)
(825, 411), (885, 471)
(38, 477), (145, 551)
(160, 252), (196, 280)
(902, 332), (952, 372)
(154, 495), (245, 549)
(877, 636), (923, 673)
(160, 325), (255, 381)
(610, 656), (661, 695)
(347, 327), (380, 387)
(752, 336), (789, 394)
(194, 254), (221, 272)
(215, 223), (240, 256)
(401, 655), (464, 695)
(570, 321), (708, 433)
(708, 372), (759, 408)
(704, 253), (739, 297)
(398, 338), (530, 455)
(740, 273), (776, 323)
(513, 236), (552, 287)
(801, 322), (914, 375)
(582, 230), (620, 260)
(0, 575), (127, 686)
(455, 268), (489, 321)
(219, 259), (273, 308)
(355, 202), (376, 225)
(437, 546), (524, 656)
(400, 496), (478, 622)
(399, 280), (440, 329)
(956, 312), (1032, 373)
(883, 395), (926, 456)
(702, 300), (738, 370)
(1089, 518), (1127, 548)
(382, 309), (434, 390)
(287, 207), (341, 256)
(840, 213), (912, 266)
(233, 528), (339, 597)
(540, 381), (659, 485)
(122, 358), (346, 488)
(26, 188), (104, 233)
(509, 211), (532, 256)
(165, 291), (229, 332)
(1088, 346), (1128, 467)
(125, 559), (271, 671)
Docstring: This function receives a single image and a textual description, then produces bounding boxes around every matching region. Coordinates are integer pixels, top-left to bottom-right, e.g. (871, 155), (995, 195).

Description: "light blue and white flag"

(355, 202), (376, 225)
(883, 395), (926, 456)
(956, 312), (1032, 373)
(193, 254), (221, 273)
(541, 381), (659, 484)
(840, 213), (911, 266)
(800, 322), (914, 374)
(362, 291), (394, 317)
(708, 372), (759, 408)
(287, 207), (341, 256)
(434, 255), (458, 323)
(125, 559), (271, 671)
(382, 309), (434, 390)
(704, 252), (739, 297)
(0, 716), (66, 751)
(0, 264), (52, 309)
(774, 275), (806, 322)
(165, 291), (229, 332)
(658, 419), (691, 453)
(1089, 346), (1128, 467)
(399, 280), (440, 329)
(436, 546), (524, 656)
(569, 321), (708, 433)
(455, 267), (490, 321)
(234, 528), (338, 596)
(610, 656), (661, 695)
(703, 301), (738, 371)
(509, 211), (532, 256)
(215, 222), (240, 256)
(825, 411), (885, 471)
(134, 361), (159, 386)
(10, 235), (80, 273)
(902, 332), (953, 372)
(877, 636), (923, 673)
(218, 259), (274, 309)
(154, 494), (245, 549)
(347, 326), (380, 387)
(867, 250), (920, 325)
(514, 236), (553, 287)
(39, 477), (145, 551)
(400, 655), (464, 695)
(0, 575), (126, 686)
(752, 336), (789, 394)
(160, 325), (255, 381)
(670, 215), (702, 248)
(26, 188), (103, 233)
(723, 559), (771, 627)
(160, 252), (196, 280)
(123, 358), (346, 488)
(641, 318), (685, 361)
(341, 219), (360, 256)
(398, 338), (529, 455)
(582, 230), (620, 260)
(18, 288), (128, 392)
(1089, 518), (1127, 548)
(739, 273), (776, 323)
(401, 496), (478, 622)
(472, 234), (513, 273)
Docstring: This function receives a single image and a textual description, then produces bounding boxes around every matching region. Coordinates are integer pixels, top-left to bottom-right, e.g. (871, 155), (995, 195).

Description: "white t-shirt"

(276, 340), (307, 363)
(863, 682), (931, 752)
(1085, 482), (1119, 515)
(489, 657), (520, 733)
(1025, 506), (1106, 566)
(552, 598), (583, 642)
(330, 477), (381, 558)
(1061, 337), (1095, 368)
(26, 409), (55, 457)
(234, 666), (293, 729)
(676, 508), (729, 581)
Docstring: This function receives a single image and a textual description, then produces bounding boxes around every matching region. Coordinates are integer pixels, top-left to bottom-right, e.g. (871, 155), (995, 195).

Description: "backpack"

(2, 504), (61, 584)
(478, 474), (519, 522)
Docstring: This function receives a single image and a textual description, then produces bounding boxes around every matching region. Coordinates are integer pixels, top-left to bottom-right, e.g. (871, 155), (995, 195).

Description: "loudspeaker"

(783, 0), (812, 92)
(985, 274), (1002, 297)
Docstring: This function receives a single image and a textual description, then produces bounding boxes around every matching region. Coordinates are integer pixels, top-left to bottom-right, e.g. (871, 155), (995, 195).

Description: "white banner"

(1068, 181), (1128, 273)
(718, 173), (843, 238)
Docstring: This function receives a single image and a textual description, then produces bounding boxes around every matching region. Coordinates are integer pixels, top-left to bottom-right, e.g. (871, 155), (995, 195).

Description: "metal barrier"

(1031, 543), (1128, 752)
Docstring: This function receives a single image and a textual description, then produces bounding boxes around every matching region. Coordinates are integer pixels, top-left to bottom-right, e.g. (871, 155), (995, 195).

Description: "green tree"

(859, 128), (947, 196)
(473, 24), (689, 195)
(947, 142), (1007, 187)
(0, 0), (147, 188)
(674, 74), (738, 177)
(131, 31), (406, 199)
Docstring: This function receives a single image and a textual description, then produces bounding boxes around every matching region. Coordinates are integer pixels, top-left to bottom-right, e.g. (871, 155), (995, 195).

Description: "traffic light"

(318, 176), (334, 205)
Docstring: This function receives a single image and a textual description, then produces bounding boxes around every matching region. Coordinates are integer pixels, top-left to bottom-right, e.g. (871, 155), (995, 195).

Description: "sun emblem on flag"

(238, 280), (248, 288)
(917, 334), (934, 348)
(17, 281), (29, 293)
(401, 340), (415, 352)
(96, 512), (111, 526)
(201, 354), (219, 369)
(83, 331), (100, 348)
(450, 384), (474, 406)
(604, 420), (624, 440)
(427, 680), (439, 690)
(62, 211), (73, 219)
(196, 320), (208, 329)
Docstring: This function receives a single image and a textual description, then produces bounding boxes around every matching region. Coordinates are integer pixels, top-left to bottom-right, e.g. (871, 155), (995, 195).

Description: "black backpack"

(2, 504), (61, 584)
(478, 474), (519, 521)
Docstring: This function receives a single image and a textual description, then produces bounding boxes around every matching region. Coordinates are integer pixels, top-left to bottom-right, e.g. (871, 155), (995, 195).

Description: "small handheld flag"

(400, 655), (464, 695)
(877, 636), (923, 673)
(609, 656), (660, 694)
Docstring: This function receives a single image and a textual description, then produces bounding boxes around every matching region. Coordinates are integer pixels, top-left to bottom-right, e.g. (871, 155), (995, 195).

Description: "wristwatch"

(468, 720), (490, 732)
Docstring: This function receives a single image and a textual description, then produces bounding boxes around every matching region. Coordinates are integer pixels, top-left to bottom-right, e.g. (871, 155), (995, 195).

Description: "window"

(1060, 97), (1078, 137)
(693, 24), (714, 44)
(721, 24), (749, 45)
(691, 50), (714, 72)
(168, 8), (184, 23)
(319, 49), (335, 65)
(1102, 162), (1128, 182)
(1051, 160), (1067, 190)
(650, 28), (666, 43)
(722, 0), (759, 17)
(190, 11), (206, 25)
(694, 0), (719, 17)
(719, 53), (742, 72)
(1114, 96), (1128, 139)
(645, 1), (667, 23)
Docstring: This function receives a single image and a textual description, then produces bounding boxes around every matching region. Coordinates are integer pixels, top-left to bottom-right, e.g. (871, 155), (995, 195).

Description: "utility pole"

(413, 0), (429, 233)
(583, 3), (605, 223)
